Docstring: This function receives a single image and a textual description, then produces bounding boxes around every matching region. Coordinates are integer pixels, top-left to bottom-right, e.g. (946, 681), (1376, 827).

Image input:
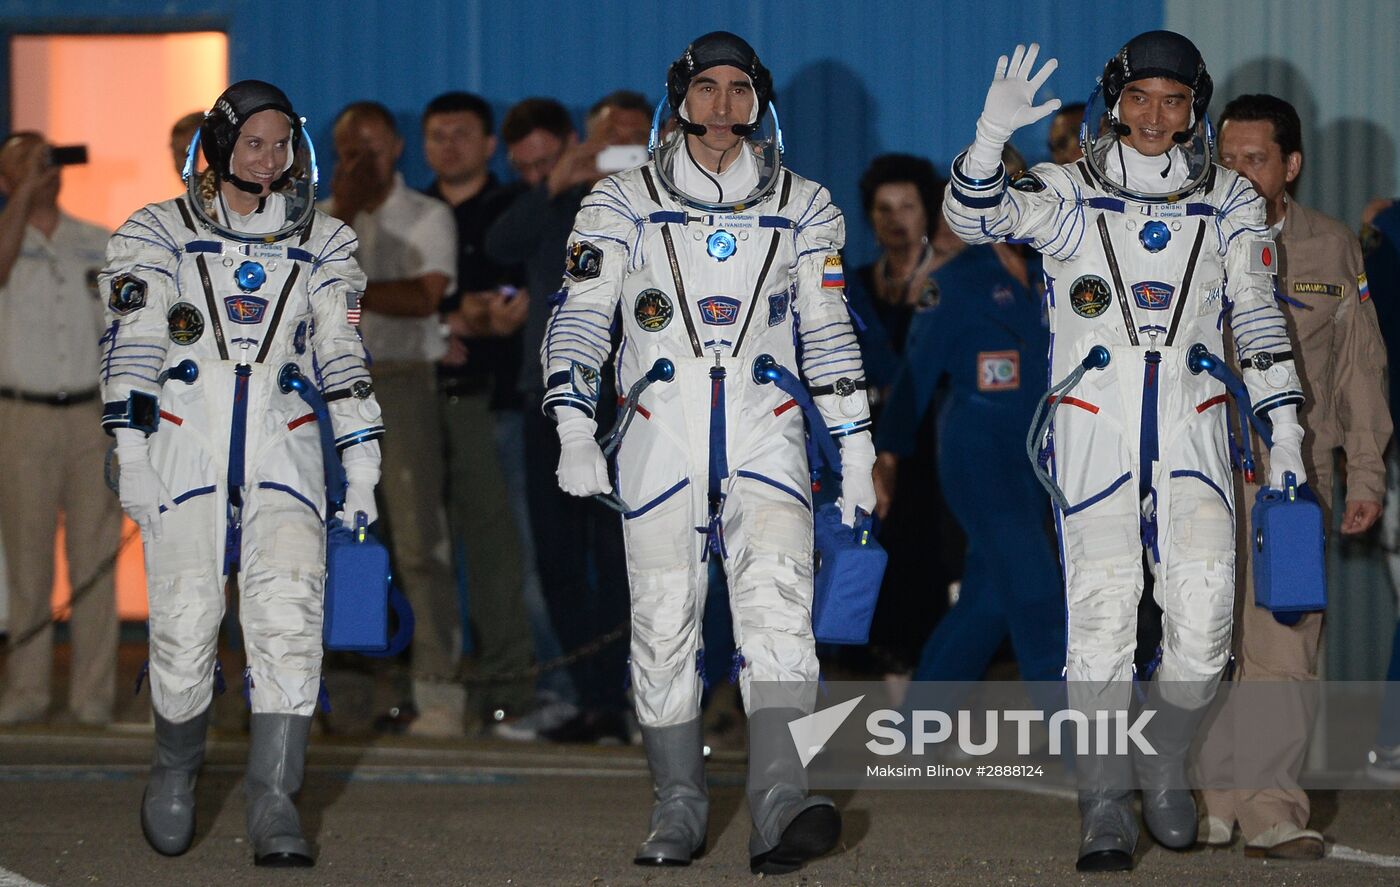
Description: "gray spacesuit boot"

(634, 719), (709, 865)
(245, 713), (314, 867)
(1135, 695), (1209, 850)
(141, 708), (211, 856)
(747, 707), (841, 875)
(1075, 719), (1138, 872)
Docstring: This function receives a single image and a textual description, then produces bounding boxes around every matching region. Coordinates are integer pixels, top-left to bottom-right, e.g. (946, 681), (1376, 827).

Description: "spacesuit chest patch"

(977, 351), (1020, 391)
(767, 290), (789, 326)
(634, 289), (673, 331)
(565, 241), (603, 281)
(698, 296), (741, 325)
(293, 320), (308, 354)
(571, 362), (599, 400)
(224, 295), (269, 324)
(167, 302), (204, 345)
(1011, 172), (1046, 193)
(1131, 280), (1175, 311)
(1069, 275), (1112, 318)
(108, 273), (147, 315)
(1198, 279), (1223, 317)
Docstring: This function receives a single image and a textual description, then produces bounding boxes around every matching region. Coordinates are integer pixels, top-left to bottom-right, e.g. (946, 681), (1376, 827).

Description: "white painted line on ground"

(985, 779), (1400, 870)
(0, 762), (652, 780)
(1329, 844), (1400, 868)
(0, 864), (47, 887)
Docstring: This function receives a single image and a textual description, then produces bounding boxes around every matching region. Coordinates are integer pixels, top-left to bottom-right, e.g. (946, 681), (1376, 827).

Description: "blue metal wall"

(0, 0), (1161, 261)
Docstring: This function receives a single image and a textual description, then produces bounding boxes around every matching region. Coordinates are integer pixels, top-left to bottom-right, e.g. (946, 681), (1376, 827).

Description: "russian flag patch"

(821, 253), (845, 288)
(1359, 272), (1371, 302)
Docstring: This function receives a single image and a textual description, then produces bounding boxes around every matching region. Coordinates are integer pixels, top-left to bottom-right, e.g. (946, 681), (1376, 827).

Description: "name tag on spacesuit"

(701, 212), (763, 230)
(239, 242), (294, 259)
(1145, 202), (1188, 218)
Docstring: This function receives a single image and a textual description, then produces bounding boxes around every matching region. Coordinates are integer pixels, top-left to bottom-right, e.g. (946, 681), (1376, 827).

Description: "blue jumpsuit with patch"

(876, 245), (1065, 684)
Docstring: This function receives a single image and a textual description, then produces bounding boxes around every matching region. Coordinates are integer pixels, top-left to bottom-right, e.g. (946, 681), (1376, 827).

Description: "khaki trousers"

(0, 400), (122, 722)
(1198, 449), (1329, 840)
(373, 362), (458, 684)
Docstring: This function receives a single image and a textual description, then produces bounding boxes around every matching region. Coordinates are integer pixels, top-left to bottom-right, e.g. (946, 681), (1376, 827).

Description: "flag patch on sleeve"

(821, 254), (845, 288)
(1248, 240), (1278, 274)
(1359, 272), (1371, 302)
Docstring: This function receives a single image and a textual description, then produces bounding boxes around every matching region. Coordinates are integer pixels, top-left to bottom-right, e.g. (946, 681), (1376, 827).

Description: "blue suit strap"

(184, 240), (224, 254)
(1085, 197), (1126, 213)
(765, 362), (843, 473)
(285, 373), (347, 514)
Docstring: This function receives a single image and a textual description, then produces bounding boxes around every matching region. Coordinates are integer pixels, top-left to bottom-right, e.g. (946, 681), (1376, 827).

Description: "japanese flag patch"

(1248, 239), (1278, 275)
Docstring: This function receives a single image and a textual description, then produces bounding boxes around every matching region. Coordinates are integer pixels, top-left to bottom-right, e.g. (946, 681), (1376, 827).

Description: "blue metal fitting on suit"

(706, 230), (737, 261)
(235, 260), (267, 292)
(1081, 345), (1111, 370)
(1139, 220), (1171, 253)
(157, 358), (199, 386)
(752, 353), (780, 385)
(1186, 342), (1214, 374)
(277, 362), (307, 394)
(646, 358), (675, 383)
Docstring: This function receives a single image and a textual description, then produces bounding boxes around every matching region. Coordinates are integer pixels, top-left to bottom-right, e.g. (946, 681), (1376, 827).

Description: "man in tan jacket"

(1200, 93), (1391, 859)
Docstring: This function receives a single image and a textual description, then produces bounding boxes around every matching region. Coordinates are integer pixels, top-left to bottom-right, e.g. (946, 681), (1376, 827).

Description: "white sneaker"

(492, 701), (579, 741)
(1244, 822), (1324, 860)
(1198, 815), (1234, 847)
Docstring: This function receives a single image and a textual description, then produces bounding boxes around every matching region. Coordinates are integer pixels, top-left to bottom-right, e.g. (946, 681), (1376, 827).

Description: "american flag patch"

(346, 292), (362, 324)
(1359, 272), (1371, 302)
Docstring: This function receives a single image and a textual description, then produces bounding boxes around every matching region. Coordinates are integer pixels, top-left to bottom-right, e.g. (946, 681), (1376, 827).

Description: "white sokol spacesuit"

(541, 32), (868, 876)
(945, 35), (1305, 871)
(100, 81), (381, 867)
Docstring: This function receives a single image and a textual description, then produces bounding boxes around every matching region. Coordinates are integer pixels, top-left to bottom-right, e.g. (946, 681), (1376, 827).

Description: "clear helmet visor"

(647, 95), (784, 212)
(182, 122), (318, 243)
(1080, 82), (1215, 203)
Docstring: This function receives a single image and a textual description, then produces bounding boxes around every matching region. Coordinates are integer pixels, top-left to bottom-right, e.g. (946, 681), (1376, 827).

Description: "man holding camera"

(0, 132), (122, 727)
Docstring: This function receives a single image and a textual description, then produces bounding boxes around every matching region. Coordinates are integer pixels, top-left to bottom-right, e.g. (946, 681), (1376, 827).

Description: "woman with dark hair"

(844, 153), (960, 680)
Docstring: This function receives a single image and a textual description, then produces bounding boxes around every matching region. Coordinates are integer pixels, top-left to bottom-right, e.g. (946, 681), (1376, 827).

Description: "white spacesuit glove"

(113, 427), (175, 541)
(556, 411), (611, 497)
(339, 440), (381, 527)
(966, 43), (1062, 178)
(837, 432), (877, 528)
(1266, 404), (1308, 489)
